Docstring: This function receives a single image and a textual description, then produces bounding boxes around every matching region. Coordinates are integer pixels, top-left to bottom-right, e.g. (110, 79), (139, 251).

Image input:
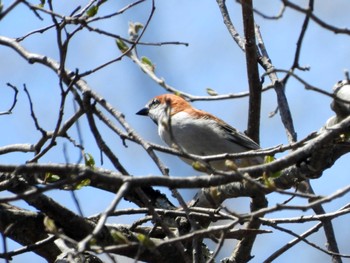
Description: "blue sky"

(1, 0), (350, 262)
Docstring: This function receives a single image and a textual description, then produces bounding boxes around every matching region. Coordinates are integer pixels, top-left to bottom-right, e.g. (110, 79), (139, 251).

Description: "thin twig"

(255, 25), (297, 143)
(0, 83), (18, 115)
(263, 204), (350, 262)
(282, 0), (350, 34)
(0, 236), (56, 259)
(23, 84), (47, 138)
(78, 182), (131, 253)
(78, 0), (156, 77)
(308, 182), (342, 263)
(0, 0), (22, 20)
(263, 222), (349, 259)
(291, 0), (314, 70)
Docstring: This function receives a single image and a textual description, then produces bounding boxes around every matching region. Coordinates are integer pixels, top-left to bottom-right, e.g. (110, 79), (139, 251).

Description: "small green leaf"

(37, 0), (45, 8)
(74, 178), (91, 190)
(262, 172), (276, 189)
(206, 88), (218, 96)
(44, 172), (60, 183)
(224, 159), (238, 171)
(84, 153), (95, 168)
(270, 170), (281, 179)
(111, 229), (130, 244)
(137, 233), (155, 249)
(192, 161), (207, 172)
(141, 56), (152, 66)
(116, 39), (129, 53)
(141, 56), (155, 72)
(264, 156), (281, 178)
(264, 155), (275, 163)
(44, 216), (57, 233)
(86, 5), (98, 17)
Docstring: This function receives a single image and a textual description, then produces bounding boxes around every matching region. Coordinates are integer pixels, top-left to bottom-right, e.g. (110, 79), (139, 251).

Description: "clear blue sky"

(0, 0), (350, 262)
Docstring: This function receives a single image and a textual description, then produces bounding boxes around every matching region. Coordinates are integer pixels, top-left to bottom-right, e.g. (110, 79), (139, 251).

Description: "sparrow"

(136, 94), (263, 171)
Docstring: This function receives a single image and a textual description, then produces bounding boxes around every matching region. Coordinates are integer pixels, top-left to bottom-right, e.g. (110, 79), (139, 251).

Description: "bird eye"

(149, 98), (160, 108)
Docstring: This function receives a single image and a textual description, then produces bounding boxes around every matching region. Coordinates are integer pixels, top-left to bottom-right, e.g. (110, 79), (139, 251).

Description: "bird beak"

(136, 107), (149, 116)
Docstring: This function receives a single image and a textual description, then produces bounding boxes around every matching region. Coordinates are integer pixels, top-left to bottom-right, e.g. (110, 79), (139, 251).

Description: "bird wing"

(192, 108), (261, 151)
(219, 122), (260, 150)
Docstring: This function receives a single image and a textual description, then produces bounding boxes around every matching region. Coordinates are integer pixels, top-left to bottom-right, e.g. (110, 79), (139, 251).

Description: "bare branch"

(263, 221), (349, 259)
(290, 0), (314, 70)
(241, 0), (262, 144)
(0, 0), (22, 20)
(255, 25), (297, 143)
(216, 0), (246, 51)
(0, 144), (35, 155)
(0, 203), (60, 261)
(23, 84), (47, 138)
(0, 83), (18, 115)
(282, 0), (350, 34)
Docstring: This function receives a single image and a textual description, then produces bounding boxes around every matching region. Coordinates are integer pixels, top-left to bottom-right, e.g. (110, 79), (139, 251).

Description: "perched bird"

(137, 94), (263, 171)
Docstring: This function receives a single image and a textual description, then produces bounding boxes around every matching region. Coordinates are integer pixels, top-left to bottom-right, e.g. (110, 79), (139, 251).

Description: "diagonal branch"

(0, 203), (60, 261)
(282, 0), (350, 35)
(306, 183), (342, 263)
(255, 25), (297, 143)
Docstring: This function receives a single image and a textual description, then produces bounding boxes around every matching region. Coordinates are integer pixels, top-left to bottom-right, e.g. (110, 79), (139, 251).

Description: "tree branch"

(0, 203), (60, 262)
(241, 0), (262, 144)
